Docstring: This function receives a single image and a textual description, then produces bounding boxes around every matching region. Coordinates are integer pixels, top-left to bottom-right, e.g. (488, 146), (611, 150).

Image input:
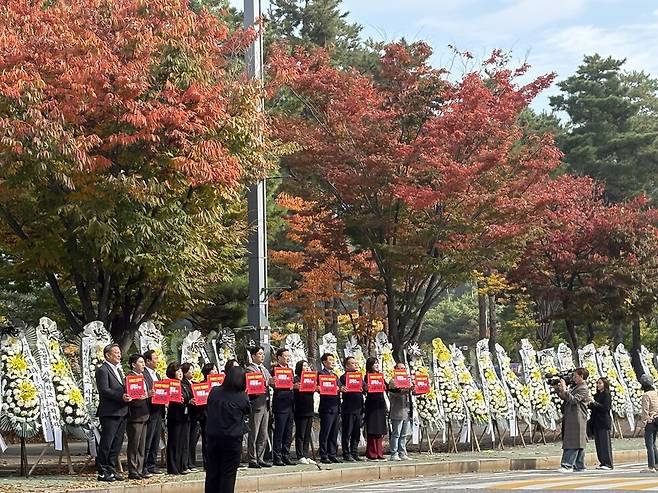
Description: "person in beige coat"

(640, 374), (658, 473)
(555, 367), (592, 473)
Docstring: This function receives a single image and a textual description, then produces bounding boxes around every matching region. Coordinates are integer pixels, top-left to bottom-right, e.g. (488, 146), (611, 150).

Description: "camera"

(545, 370), (574, 386)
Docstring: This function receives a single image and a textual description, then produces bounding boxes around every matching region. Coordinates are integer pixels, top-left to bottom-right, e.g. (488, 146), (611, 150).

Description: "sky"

(230, 0), (658, 111)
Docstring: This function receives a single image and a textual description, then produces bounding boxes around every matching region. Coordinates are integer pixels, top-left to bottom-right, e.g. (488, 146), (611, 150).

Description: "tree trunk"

(612, 321), (624, 348)
(631, 315), (644, 377)
(478, 283), (488, 340)
(564, 318), (578, 350)
(487, 293), (497, 354)
(384, 283), (404, 361)
(305, 320), (318, 366)
(586, 323), (595, 344)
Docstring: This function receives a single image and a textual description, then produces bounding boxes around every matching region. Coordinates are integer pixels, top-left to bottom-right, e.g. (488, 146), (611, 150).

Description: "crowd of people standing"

(94, 343), (415, 493)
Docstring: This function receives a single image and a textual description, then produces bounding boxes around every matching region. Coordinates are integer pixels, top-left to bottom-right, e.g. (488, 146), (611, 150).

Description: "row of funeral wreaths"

(2, 318), (657, 452)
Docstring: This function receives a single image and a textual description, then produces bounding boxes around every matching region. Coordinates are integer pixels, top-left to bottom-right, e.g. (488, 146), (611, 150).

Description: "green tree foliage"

(550, 54), (658, 202)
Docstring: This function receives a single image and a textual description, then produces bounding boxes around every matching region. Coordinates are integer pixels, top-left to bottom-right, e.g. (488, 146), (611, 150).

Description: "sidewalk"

(0, 438), (648, 493)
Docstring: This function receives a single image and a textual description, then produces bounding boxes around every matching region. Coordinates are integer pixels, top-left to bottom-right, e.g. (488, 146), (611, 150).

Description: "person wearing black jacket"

(95, 343), (132, 482)
(293, 360), (315, 464)
(246, 346), (272, 469)
(181, 362), (200, 472)
(200, 363), (218, 470)
(166, 362), (192, 475)
(364, 357), (387, 461)
(205, 366), (250, 493)
(271, 348), (296, 466)
(318, 353), (342, 464)
(589, 377), (613, 470)
(143, 349), (165, 476)
(339, 357), (365, 462)
(126, 354), (150, 479)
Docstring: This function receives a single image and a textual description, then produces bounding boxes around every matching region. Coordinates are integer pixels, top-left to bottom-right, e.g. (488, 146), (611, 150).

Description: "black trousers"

(205, 434), (242, 493)
(144, 411), (163, 473)
(96, 415), (127, 477)
(167, 419), (190, 474)
(341, 413), (362, 458)
(200, 418), (208, 469)
(319, 411), (339, 459)
(188, 417), (201, 468)
(593, 427), (613, 468)
(273, 411), (294, 461)
(294, 415), (313, 459)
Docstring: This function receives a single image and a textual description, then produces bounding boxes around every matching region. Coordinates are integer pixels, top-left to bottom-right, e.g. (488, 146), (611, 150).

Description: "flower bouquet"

(406, 343), (443, 430)
(639, 345), (658, 384)
(537, 348), (563, 420)
(35, 317), (90, 438)
(578, 344), (601, 396)
(495, 343), (532, 424)
(597, 345), (633, 420)
(181, 330), (211, 382)
(80, 321), (112, 418)
(451, 344), (489, 425)
(343, 336), (366, 376)
(556, 343), (575, 372)
(375, 332), (396, 382)
(285, 333), (307, 373)
(476, 339), (514, 423)
(519, 339), (558, 430)
(615, 344), (643, 414)
(136, 321), (168, 376)
(1, 321), (41, 438)
(431, 338), (465, 423)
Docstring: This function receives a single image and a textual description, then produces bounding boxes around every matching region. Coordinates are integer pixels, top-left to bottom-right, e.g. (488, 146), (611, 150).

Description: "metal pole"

(244, 0), (271, 367)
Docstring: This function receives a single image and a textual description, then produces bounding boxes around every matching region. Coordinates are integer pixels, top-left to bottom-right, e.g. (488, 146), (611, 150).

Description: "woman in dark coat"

(166, 362), (192, 475)
(181, 362), (201, 472)
(364, 356), (387, 460)
(588, 377), (613, 469)
(205, 366), (250, 493)
(293, 360), (315, 464)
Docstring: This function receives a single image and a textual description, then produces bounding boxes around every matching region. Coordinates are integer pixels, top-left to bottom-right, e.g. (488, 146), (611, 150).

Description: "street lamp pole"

(244, 0), (271, 365)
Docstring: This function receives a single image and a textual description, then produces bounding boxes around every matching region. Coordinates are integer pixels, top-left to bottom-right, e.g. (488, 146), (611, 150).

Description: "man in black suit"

(271, 348), (296, 466)
(142, 349), (165, 475)
(318, 353), (342, 464)
(339, 356), (364, 461)
(95, 343), (132, 482)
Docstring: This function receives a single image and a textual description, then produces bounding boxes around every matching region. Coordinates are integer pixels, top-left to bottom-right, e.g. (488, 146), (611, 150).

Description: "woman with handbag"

(588, 377), (613, 470)
(640, 374), (658, 473)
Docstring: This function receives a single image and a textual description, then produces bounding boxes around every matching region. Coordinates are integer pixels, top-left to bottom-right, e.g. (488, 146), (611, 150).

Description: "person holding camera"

(588, 377), (613, 470)
(639, 374), (658, 473)
(555, 367), (592, 473)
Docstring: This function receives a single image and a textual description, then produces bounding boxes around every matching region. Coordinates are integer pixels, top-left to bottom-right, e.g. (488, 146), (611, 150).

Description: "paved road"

(309, 463), (658, 492)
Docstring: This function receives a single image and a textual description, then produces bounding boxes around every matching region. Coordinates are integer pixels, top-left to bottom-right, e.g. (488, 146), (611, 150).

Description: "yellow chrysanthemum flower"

(52, 359), (68, 377)
(7, 354), (28, 374)
(68, 387), (84, 406)
(18, 380), (38, 402)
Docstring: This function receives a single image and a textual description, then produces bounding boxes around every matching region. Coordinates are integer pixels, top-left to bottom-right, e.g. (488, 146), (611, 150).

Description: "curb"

(62, 449), (648, 493)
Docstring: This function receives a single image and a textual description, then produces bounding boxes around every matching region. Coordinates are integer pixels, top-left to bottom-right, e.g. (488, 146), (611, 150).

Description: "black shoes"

(258, 461), (272, 468)
(248, 462), (261, 469)
(282, 457), (297, 466)
(352, 455), (362, 461)
(343, 456), (355, 462)
(273, 459), (286, 466)
(320, 457), (332, 464)
(148, 468), (164, 475)
(97, 474), (115, 482)
(329, 457), (343, 463)
(128, 474), (142, 480)
(112, 473), (125, 481)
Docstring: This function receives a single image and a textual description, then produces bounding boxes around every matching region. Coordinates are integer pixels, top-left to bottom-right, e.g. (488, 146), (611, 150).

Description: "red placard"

(299, 371), (317, 393)
(192, 382), (210, 406)
(151, 380), (170, 405)
(413, 373), (430, 395)
(125, 374), (145, 399)
(246, 372), (266, 395)
(208, 373), (225, 388)
(344, 372), (363, 393)
(393, 369), (412, 388)
(319, 374), (338, 395)
(274, 366), (294, 390)
(168, 379), (183, 403)
(367, 373), (386, 393)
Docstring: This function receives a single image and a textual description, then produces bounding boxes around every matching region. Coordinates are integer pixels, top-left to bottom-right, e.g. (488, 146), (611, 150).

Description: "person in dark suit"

(181, 362), (200, 472)
(126, 354), (150, 479)
(95, 343), (132, 482)
(200, 362), (218, 470)
(271, 348), (296, 466)
(364, 356), (387, 460)
(318, 353), (342, 464)
(293, 360), (316, 464)
(339, 356), (365, 461)
(166, 362), (192, 475)
(142, 349), (165, 475)
(588, 377), (613, 469)
(205, 366), (250, 493)
(245, 346), (272, 469)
